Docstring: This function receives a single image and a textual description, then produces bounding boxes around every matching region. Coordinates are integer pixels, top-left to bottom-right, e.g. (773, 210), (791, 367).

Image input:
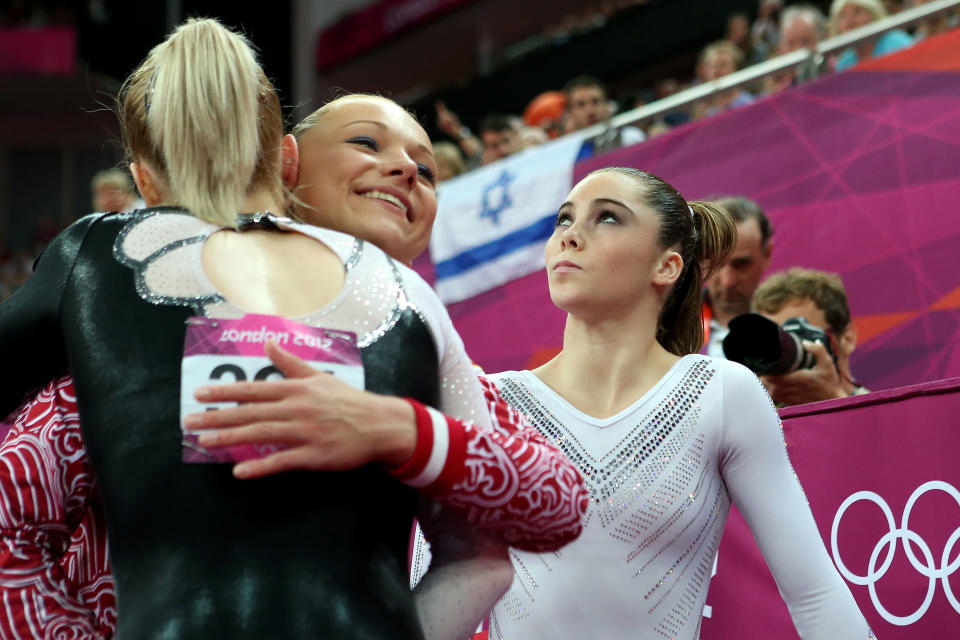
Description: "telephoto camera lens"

(722, 313), (830, 375)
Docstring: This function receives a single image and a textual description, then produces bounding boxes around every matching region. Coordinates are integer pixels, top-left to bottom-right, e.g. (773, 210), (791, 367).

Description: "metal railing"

(584, 0), (960, 139)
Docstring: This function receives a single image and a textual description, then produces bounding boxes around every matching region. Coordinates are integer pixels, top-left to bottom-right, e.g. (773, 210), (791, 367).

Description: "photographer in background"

(703, 196), (774, 357)
(751, 268), (868, 405)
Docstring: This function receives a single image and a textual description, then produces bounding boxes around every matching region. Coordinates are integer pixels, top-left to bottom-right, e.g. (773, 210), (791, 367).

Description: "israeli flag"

(429, 133), (587, 304)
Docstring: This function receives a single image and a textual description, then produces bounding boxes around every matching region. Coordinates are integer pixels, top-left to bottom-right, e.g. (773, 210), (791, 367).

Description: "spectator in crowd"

(645, 77), (692, 132)
(752, 0), (785, 59)
(479, 113), (523, 164)
(703, 196), (774, 358)
(765, 4), (828, 94)
(435, 99), (483, 167)
(906, 0), (960, 40)
(91, 168), (139, 212)
(726, 12), (765, 63)
(693, 41), (755, 119)
(432, 141), (465, 182)
(781, 4), (828, 53)
(830, 0), (913, 71)
(518, 124), (549, 147)
(564, 75), (644, 160)
(564, 75), (614, 132)
(752, 268), (868, 405)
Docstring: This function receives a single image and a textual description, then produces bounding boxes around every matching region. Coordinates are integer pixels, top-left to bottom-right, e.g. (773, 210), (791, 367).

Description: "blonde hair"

(829, 0), (887, 33)
(119, 18), (284, 227)
(699, 40), (745, 70)
(291, 93), (415, 141)
(588, 168), (737, 356)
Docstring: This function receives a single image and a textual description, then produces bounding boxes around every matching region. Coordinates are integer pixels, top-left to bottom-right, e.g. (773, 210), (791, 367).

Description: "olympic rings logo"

(830, 480), (960, 626)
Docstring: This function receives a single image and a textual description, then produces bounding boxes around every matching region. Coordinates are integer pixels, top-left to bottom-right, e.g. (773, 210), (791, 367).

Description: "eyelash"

(417, 164), (435, 183)
(598, 211), (620, 224)
(348, 136), (436, 185)
(347, 136), (378, 151)
(555, 211), (619, 228)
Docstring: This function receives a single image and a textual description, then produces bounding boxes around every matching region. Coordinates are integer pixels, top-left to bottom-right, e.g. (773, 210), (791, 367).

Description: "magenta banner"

(701, 377), (960, 638)
(445, 35), (960, 392)
(0, 27), (75, 75)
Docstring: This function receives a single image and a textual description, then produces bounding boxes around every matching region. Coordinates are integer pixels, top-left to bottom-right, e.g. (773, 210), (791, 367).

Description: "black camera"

(722, 313), (835, 375)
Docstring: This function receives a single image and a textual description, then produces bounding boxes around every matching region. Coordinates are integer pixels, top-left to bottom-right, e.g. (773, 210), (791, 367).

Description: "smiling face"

(545, 172), (676, 317)
(294, 97), (439, 264)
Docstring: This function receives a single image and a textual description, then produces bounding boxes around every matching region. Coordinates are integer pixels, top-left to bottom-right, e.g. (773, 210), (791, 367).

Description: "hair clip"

(144, 72), (158, 114)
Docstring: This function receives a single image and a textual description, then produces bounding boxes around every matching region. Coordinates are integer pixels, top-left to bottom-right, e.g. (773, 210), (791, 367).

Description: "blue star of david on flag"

(428, 132), (587, 304)
(478, 170), (514, 225)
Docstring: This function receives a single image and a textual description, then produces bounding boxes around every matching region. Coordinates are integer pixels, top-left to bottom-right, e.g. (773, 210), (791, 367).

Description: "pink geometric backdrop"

(701, 377), (960, 639)
(444, 30), (960, 392)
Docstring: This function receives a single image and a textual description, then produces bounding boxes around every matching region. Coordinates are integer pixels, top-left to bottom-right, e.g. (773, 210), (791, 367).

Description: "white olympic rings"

(830, 480), (960, 626)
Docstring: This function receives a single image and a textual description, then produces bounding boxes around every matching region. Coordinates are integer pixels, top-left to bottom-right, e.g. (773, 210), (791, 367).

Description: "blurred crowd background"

(0, 0), (956, 300)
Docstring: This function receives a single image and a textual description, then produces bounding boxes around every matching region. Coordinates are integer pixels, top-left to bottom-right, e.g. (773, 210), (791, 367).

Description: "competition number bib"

(181, 314), (364, 463)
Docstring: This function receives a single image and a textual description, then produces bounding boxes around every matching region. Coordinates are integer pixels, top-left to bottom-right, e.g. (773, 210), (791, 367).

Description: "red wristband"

(387, 398), (434, 481)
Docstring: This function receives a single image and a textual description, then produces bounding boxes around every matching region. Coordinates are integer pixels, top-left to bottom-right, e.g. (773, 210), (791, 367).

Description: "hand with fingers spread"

(184, 341), (417, 479)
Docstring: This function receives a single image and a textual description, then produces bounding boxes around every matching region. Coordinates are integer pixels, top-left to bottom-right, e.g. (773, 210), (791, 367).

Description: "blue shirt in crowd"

(835, 29), (914, 72)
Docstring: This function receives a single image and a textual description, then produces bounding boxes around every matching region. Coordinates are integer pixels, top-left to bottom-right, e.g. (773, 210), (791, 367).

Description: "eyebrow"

(342, 119), (386, 130)
(558, 197), (635, 213)
(342, 119), (433, 157)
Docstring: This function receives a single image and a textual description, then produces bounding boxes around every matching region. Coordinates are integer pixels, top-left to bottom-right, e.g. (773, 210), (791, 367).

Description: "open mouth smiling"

(360, 189), (412, 221)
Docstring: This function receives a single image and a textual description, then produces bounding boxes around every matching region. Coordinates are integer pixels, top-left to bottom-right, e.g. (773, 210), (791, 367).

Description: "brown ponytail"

(587, 168), (737, 356)
(658, 200), (736, 355)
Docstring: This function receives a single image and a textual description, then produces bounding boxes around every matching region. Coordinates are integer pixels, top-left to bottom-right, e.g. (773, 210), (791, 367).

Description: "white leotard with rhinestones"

(487, 354), (874, 640)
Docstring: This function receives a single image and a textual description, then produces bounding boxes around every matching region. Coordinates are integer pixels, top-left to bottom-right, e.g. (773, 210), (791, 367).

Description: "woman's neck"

(533, 302), (682, 419)
(241, 190), (284, 216)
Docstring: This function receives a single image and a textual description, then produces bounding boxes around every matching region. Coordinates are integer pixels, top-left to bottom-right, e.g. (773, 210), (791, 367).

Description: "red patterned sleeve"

(390, 374), (588, 553)
(0, 376), (116, 639)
